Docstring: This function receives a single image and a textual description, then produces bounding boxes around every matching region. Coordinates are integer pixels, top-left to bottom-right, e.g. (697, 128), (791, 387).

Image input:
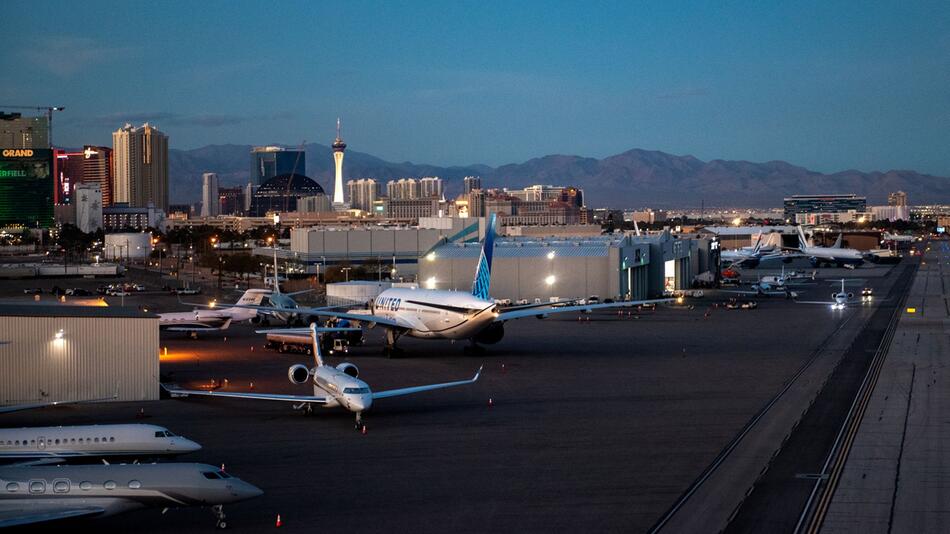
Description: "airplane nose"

(232, 479), (264, 500)
(175, 438), (202, 453)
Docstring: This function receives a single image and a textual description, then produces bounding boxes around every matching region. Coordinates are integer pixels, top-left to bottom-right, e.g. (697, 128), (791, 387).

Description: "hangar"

(0, 305), (159, 407)
(419, 231), (716, 301)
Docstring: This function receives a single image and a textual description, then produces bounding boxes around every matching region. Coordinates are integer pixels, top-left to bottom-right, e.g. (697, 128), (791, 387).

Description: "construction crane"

(0, 105), (65, 148)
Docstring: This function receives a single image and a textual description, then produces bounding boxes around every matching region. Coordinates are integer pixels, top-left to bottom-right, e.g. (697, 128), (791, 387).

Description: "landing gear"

(354, 412), (366, 432)
(383, 330), (405, 358)
(212, 504), (227, 529)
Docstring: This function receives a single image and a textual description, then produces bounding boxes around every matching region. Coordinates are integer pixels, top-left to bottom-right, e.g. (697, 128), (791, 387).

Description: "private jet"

(158, 289), (269, 335)
(234, 214), (672, 354)
(720, 233), (787, 268)
(163, 323), (481, 430)
(0, 462), (261, 529)
(253, 247), (314, 325)
(794, 278), (872, 310)
(0, 424), (201, 465)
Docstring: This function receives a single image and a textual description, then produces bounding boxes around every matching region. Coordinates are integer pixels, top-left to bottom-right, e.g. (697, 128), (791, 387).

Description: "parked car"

(65, 288), (92, 296)
(176, 287), (201, 295)
(22, 288), (43, 295)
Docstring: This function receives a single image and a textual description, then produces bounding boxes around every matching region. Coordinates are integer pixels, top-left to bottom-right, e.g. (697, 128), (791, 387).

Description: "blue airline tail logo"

(471, 214), (496, 300)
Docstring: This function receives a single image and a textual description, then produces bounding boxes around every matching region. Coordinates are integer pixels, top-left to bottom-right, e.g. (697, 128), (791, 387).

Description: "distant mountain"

(166, 144), (950, 208)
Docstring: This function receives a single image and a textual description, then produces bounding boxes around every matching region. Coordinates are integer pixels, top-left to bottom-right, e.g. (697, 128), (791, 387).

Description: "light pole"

(342, 267), (351, 283)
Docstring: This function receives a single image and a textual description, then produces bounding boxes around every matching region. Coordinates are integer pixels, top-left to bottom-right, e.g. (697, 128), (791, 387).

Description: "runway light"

(545, 275), (556, 286)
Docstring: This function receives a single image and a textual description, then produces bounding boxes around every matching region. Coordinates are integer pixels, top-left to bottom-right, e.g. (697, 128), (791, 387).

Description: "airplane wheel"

(217, 521), (227, 529)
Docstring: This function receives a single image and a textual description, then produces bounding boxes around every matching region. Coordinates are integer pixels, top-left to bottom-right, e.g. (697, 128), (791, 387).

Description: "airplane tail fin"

(832, 233), (843, 249)
(752, 233), (763, 254)
(309, 323), (324, 368)
(235, 290), (265, 306)
(796, 226), (810, 249)
(471, 213), (497, 300)
(272, 248), (281, 295)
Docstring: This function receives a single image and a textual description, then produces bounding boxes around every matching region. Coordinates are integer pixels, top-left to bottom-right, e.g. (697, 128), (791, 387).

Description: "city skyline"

(1, 1), (948, 177)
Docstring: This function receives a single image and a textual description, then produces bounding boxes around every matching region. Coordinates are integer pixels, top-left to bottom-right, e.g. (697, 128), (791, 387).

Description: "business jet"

(794, 279), (872, 310)
(0, 462), (261, 529)
(720, 233), (787, 268)
(793, 226), (867, 268)
(234, 214), (672, 354)
(0, 424), (201, 466)
(251, 248), (314, 325)
(164, 323), (481, 430)
(159, 289), (269, 334)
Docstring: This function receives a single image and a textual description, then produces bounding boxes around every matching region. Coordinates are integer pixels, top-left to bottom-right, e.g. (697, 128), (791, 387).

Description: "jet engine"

(288, 364), (312, 384)
(474, 322), (505, 344)
(848, 292), (854, 299)
(831, 293), (837, 299)
(336, 362), (359, 378)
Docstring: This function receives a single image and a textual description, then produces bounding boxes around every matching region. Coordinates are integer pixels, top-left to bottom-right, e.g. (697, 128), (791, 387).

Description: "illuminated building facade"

(0, 148), (54, 228)
(113, 123), (169, 211)
(332, 118), (346, 206)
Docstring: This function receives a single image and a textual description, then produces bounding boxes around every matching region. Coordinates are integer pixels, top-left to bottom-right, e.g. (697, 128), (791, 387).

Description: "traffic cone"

(276, 514), (282, 527)
(488, 397), (494, 407)
(361, 425), (367, 435)
(220, 463), (225, 471)
(249, 382), (254, 390)
(224, 336), (227, 342)
(251, 346), (254, 352)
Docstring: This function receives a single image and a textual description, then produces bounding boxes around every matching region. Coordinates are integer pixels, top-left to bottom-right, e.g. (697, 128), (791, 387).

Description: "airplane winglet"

(473, 365), (483, 382)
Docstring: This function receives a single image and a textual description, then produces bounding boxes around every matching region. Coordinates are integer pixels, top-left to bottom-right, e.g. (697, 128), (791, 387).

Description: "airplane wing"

(372, 366), (482, 400)
(285, 289), (315, 297)
(162, 384), (329, 404)
(227, 303), (414, 330)
(494, 298), (674, 322)
(498, 299), (580, 312)
(0, 506), (107, 528)
(164, 318), (232, 332)
(720, 289), (788, 296)
(0, 394), (118, 414)
(792, 300), (836, 305)
(255, 327), (362, 334)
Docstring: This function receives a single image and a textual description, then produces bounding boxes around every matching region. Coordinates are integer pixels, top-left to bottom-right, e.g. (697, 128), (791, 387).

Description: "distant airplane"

(0, 424), (201, 466)
(159, 289), (268, 334)
(254, 247), (314, 325)
(792, 226), (867, 268)
(0, 462), (261, 529)
(720, 233), (787, 268)
(882, 231), (916, 243)
(235, 214), (673, 355)
(164, 323), (481, 430)
(794, 278), (874, 310)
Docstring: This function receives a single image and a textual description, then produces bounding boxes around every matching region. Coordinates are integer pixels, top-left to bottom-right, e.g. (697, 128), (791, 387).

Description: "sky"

(2, 0), (949, 175)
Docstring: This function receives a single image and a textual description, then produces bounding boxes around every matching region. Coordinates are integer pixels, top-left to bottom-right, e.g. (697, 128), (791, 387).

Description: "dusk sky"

(2, 0), (949, 175)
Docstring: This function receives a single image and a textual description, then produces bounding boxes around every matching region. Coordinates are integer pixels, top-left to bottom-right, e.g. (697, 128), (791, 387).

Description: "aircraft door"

(37, 436), (46, 450)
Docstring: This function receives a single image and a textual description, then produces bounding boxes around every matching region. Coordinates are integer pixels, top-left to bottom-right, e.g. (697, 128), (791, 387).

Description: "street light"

(342, 267), (352, 282)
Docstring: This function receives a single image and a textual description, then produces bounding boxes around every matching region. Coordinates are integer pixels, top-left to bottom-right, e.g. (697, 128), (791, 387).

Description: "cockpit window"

(165, 431), (177, 437)
(343, 387), (370, 394)
(155, 430), (175, 438)
(202, 471), (221, 480)
(217, 471), (232, 479)
(155, 431), (165, 438)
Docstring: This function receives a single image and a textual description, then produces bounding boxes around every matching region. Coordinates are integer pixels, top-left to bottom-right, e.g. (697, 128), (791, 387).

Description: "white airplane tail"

(832, 233), (843, 248)
(796, 226), (810, 249)
(235, 289), (267, 307)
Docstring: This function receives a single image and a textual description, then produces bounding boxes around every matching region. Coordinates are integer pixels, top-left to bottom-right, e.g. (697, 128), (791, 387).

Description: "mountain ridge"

(165, 144), (950, 208)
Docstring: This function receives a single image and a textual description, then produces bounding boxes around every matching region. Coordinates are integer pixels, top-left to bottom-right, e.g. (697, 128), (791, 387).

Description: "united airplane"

(237, 214), (672, 354)
(164, 323), (481, 430)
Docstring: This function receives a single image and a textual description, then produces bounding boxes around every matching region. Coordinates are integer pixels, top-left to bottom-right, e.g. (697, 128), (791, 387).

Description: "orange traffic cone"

(361, 425), (367, 435)
(249, 382), (255, 390)
(220, 463), (225, 471)
(488, 397), (494, 407)
(276, 514), (282, 527)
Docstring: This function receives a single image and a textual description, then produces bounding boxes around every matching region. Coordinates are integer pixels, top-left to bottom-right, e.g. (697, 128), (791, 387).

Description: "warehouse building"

(0, 305), (158, 406)
(419, 231), (713, 301)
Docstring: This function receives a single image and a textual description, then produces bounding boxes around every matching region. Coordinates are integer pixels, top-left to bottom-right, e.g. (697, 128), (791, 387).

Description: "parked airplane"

(794, 279), (870, 310)
(159, 289), (269, 334)
(234, 214), (672, 354)
(720, 233), (786, 268)
(793, 226), (867, 268)
(252, 248), (314, 325)
(882, 232), (917, 243)
(0, 462), (261, 529)
(0, 424), (200, 466)
(164, 323), (481, 430)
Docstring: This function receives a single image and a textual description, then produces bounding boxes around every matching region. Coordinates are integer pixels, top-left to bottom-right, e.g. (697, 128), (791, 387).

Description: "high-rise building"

(74, 182), (103, 233)
(386, 178), (420, 200)
(332, 118), (347, 206)
(463, 176), (481, 194)
(250, 146), (305, 186)
(200, 172), (219, 217)
(0, 148), (54, 228)
(0, 112), (49, 149)
(783, 194), (866, 219)
(218, 187), (245, 215)
(53, 149), (85, 205)
(81, 146), (113, 207)
(244, 182), (257, 212)
(346, 178), (380, 211)
(112, 123), (168, 211)
(419, 176), (443, 199)
(888, 191), (908, 207)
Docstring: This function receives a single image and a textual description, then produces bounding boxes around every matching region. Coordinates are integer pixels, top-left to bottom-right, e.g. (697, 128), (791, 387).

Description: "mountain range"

(166, 144), (950, 208)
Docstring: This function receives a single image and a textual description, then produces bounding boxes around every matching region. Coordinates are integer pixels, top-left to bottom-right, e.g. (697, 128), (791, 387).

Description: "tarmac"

(0, 259), (913, 532)
(821, 241), (949, 533)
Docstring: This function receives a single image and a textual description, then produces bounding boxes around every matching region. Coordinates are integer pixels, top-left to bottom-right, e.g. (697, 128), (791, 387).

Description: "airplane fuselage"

(366, 288), (497, 340)
(0, 424), (200, 464)
(311, 365), (373, 412)
(802, 246), (865, 266)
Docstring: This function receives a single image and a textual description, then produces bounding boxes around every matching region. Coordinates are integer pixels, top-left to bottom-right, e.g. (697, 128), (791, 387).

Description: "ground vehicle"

(862, 287), (873, 297)
(740, 301), (758, 310)
(265, 333), (349, 355)
(176, 287), (202, 295)
(588, 295), (600, 304)
(108, 290), (131, 297)
(66, 288), (92, 296)
(22, 288), (42, 295)
(515, 298), (530, 305)
(640, 302), (656, 311)
(494, 298), (512, 306)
